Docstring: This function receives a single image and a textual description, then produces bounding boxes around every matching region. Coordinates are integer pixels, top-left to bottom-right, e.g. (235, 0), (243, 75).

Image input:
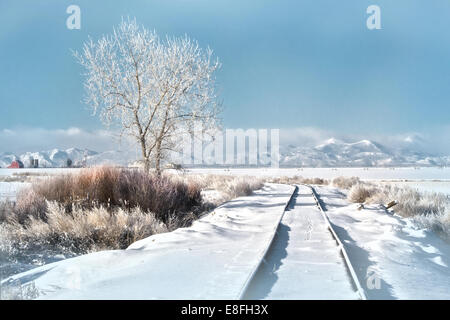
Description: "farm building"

(31, 158), (39, 168)
(7, 160), (24, 169)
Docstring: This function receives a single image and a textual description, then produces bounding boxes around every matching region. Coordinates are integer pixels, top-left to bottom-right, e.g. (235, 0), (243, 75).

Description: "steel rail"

(308, 185), (367, 300)
(236, 185), (298, 300)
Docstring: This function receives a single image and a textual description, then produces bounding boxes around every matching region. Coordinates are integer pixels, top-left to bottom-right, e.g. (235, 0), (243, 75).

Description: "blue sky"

(1, 0), (449, 153)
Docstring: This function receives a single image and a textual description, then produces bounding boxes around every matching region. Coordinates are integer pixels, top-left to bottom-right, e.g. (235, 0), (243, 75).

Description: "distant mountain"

(280, 138), (450, 167)
(1, 139), (449, 168)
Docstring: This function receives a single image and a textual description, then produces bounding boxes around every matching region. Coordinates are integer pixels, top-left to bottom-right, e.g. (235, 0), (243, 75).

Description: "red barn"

(7, 160), (24, 169)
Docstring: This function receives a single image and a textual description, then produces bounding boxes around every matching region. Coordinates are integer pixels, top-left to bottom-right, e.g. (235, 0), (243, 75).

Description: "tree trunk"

(155, 140), (162, 176)
(139, 137), (150, 173)
(143, 157), (150, 173)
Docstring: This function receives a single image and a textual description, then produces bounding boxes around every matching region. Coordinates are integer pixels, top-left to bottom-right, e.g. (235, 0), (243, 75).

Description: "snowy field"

(379, 181), (450, 195)
(0, 168), (81, 177)
(186, 167), (450, 181)
(1, 167), (449, 200)
(0, 168), (79, 201)
(1, 167), (450, 180)
(2, 182), (449, 300)
(188, 167), (450, 195)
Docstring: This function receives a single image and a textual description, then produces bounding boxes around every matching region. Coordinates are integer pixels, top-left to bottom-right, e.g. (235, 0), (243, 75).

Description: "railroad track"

(240, 184), (367, 300)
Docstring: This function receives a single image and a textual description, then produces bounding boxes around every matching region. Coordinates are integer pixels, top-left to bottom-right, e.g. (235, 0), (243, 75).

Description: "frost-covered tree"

(75, 18), (221, 173)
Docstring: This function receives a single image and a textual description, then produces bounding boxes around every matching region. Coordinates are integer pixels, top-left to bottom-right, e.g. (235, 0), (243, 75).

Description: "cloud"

(279, 127), (333, 148)
(365, 129), (450, 155)
(66, 127), (83, 136)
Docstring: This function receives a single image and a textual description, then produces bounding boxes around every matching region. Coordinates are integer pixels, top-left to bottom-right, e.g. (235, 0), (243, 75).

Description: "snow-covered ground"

(0, 168), (81, 177)
(378, 181), (450, 195)
(1, 184), (294, 299)
(4, 182), (448, 300)
(185, 167), (450, 181)
(314, 185), (450, 299)
(0, 182), (30, 201)
(1, 167), (450, 299)
(2, 167), (448, 201)
(2, 167), (450, 181)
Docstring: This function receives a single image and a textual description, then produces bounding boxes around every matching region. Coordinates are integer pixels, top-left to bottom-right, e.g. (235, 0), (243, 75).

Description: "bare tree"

(75, 18), (221, 173)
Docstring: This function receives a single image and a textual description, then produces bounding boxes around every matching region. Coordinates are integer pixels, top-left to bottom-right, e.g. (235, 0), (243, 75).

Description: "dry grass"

(366, 184), (448, 217)
(0, 172), (53, 183)
(413, 209), (450, 240)
(332, 176), (360, 190)
(178, 174), (265, 204)
(376, 185), (450, 240)
(343, 181), (448, 218)
(343, 181), (450, 239)
(11, 167), (203, 224)
(325, 176), (450, 219)
(267, 175), (329, 185)
(1, 202), (168, 253)
(0, 167), (207, 263)
(0, 200), (15, 222)
(0, 176), (30, 183)
(0, 281), (40, 300)
(215, 176), (264, 200)
(347, 183), (376, 203)
(12, 190), (47, 224)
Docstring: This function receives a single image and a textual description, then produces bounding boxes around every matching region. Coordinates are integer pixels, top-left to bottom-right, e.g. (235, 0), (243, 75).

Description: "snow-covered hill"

(280, 138), (450, 167)
(1, 138), (449, 168)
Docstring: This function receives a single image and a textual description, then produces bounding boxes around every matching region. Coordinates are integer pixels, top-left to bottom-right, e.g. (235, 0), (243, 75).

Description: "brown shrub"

(220, 177), (264, 199)
(332, 176), (360, 190)
(347, 183), (375, 203)
(0, 200), (16, 223)
(13, 167), (203, 224)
